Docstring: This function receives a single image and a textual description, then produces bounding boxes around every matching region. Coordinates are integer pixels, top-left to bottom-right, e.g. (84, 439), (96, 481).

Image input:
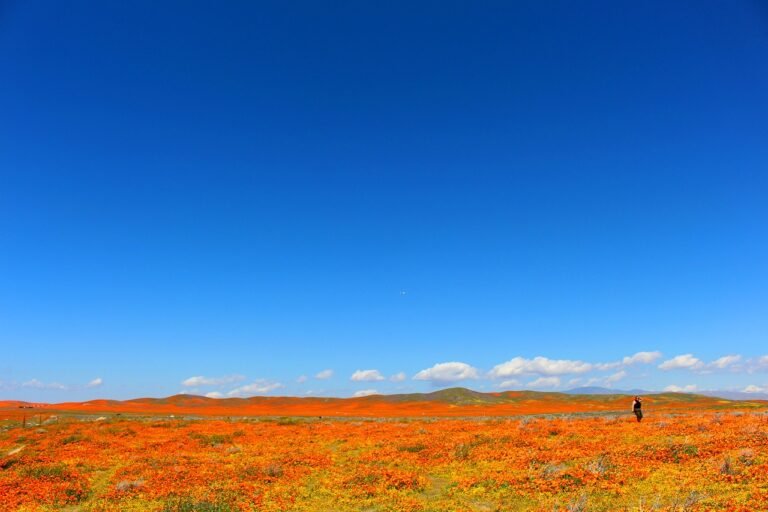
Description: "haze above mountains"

(564, 386), (768, 401)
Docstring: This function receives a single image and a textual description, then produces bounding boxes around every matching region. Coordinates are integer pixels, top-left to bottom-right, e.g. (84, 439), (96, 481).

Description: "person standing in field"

(632, 396), (643, 422)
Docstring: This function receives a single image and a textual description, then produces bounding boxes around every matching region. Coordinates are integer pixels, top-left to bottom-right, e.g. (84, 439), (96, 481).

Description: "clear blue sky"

(2, 1), (767, 401)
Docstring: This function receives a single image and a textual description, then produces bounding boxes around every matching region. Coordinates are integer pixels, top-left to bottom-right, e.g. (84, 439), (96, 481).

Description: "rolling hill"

(2, 387), (766, 420)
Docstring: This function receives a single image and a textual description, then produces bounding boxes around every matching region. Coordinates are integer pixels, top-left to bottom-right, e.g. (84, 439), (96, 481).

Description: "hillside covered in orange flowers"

(3, 409), (768, 510)
(1, 388), (765, 420)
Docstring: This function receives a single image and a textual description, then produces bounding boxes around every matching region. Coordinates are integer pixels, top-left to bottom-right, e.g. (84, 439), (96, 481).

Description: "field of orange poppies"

(2, 409), (768, 511)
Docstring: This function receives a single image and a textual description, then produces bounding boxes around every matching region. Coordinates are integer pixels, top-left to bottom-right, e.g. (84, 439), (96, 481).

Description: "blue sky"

(2, 1), (767, 401)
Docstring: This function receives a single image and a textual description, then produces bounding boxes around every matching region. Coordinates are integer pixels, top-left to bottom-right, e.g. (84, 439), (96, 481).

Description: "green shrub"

(21, 463), (69, 479)
(162, 498), (233, 512)
(398, 443), (427, 453)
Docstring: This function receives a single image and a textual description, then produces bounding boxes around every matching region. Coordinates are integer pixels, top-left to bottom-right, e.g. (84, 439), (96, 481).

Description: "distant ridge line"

(2, 387), (766, 420)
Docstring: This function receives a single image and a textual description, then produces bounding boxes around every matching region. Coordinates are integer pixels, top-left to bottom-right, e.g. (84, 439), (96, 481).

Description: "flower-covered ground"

(2, 411), (768, 511)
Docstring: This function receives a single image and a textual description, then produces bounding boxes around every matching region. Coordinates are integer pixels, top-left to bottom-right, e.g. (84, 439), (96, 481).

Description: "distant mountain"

(698, 390), (768, 401)
(564, 387), (650, 395)
(563, 386), (768, 401)
(378, 387), (504, 405)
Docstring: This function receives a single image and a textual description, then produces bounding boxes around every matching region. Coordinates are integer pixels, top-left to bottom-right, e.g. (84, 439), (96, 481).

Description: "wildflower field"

(2, 409), (768, 511)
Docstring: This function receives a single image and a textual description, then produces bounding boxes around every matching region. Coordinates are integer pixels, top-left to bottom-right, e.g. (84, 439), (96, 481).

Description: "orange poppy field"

(2, 392), (768, 511)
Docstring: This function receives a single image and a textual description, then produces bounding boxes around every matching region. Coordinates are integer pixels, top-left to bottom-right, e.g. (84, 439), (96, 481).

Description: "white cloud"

(205, 391), (224, 398)
(622, 351), (663, 365)
(489, 356), (592, 378)
(353, 389), (379, 397)
(567, 378), (583, 387)
(413, 362), (479, 384)
(296, 375), (308, 383)
(390, 372), (406, 382)
(577, 371), (627, 389)
(658, 354), (704, 371)
(664, 384), (698, 393)
(658, 354), (743, 373)
(743, 384), (767, 393)
(604, 370), (627, 384)
(315, 369), (334, 380)
(350, 369), (385, 381)
(497, 379), (520, 389)
(86, 377), (103, 388)
(596, 351), (663, 370)
(528, 376), (561, 389)
(709, 355), (741, 370)
(745, 356), (768, 373)
(22, 379), (66, 390)
(182, 375), (245, 387)
(226, 380), (283, 397)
